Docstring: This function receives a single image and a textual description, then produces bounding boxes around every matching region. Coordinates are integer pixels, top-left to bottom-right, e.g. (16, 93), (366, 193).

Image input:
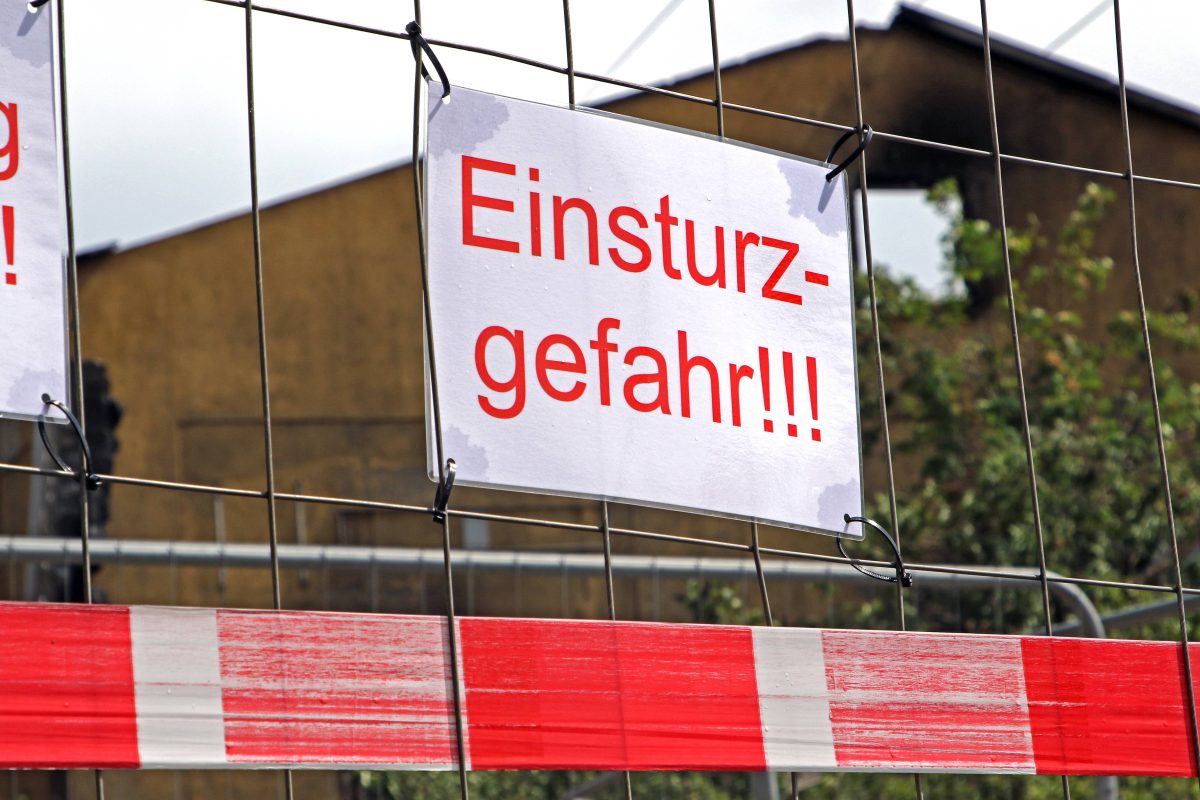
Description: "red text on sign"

(460, 156), (830, 307)
(474, 317), (821, 440)
(0, 102), (18, 182)
(0, 101), (18, 287)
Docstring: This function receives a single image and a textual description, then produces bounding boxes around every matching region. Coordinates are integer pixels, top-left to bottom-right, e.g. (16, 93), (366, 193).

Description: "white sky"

(58, 0), (1198, 254)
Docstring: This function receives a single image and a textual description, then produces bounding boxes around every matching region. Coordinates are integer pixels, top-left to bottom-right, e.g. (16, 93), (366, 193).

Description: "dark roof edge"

(893, 4), (1200, 130)
(604, 6), (1200, 131)
(595, 31), (878, 112)
(90, 157), (408, 257)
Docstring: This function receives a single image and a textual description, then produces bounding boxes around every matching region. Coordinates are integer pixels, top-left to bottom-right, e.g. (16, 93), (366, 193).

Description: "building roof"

(88, 3), (1200, 259)
(649, 4), (1200, 132)
(889, 5), (1200, 130)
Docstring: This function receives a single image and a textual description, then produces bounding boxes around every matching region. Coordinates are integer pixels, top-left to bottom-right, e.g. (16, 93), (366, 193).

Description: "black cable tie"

(824, 123), (873, 183)
(431, 458), (456, 524)
(28, 0), (50, 8)
(37, 393), (102, 491)
(406, 21), (451, 102)
(838, 513), (912, 588)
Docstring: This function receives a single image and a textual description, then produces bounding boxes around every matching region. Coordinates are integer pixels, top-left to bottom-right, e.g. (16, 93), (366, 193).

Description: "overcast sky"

(58, 0), (1197, 262)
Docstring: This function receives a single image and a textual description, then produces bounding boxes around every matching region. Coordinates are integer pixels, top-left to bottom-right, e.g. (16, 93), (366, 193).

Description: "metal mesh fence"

(2, 0), (1199, 798)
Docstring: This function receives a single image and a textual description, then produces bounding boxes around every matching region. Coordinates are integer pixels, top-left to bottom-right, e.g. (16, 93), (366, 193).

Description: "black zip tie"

(406, 21), (451, 102)
(28, 0), (50, 8)
(838, 513), (912, 587)
(824, 123), (873, 183)
(37, 393), (102, 491)
(431, 458), (456, 524)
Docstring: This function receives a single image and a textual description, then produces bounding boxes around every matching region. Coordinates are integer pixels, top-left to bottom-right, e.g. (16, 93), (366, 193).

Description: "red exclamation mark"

(2, 206), (13, 286)
(758, 346), (773, 432)
(783, 352), (798, 437)
(807, 356), (820, 441)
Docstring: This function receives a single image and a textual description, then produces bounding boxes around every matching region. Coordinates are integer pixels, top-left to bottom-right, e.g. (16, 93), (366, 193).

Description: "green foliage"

(858, 179), (1200, 622)
(358, 770), (588, 800)
(680, 578), (765, 626)
(356, 767), (760, 799)
(360, 180), (1200, 799)
(845, 178), (1200, 799)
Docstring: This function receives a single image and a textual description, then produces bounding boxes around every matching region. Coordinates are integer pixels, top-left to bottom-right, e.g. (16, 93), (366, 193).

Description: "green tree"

(860, 180), (1200, 630)
(832, 179), (1200, 799)
(359, 181), (1200, 799)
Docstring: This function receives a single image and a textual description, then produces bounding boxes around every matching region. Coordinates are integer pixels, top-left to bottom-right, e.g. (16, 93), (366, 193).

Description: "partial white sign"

(0, 4), (66, 421)
(424, 86), (861, 535)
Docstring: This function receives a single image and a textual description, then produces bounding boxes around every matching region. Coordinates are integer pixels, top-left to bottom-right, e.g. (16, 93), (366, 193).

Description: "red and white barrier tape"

(0, 601), (1195, 776)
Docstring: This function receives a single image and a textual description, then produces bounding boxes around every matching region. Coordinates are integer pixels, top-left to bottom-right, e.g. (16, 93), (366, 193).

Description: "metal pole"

(0, 536), (1106, 640)
(50, 0), (102, 795)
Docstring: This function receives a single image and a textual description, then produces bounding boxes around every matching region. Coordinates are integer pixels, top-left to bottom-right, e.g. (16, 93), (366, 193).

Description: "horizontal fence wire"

(193, 0), (1200, 193)
(1, 457), (1194, 599)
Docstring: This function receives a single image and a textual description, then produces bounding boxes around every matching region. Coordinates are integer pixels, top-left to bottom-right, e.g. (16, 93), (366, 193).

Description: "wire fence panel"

(2, 1), (1200, 799)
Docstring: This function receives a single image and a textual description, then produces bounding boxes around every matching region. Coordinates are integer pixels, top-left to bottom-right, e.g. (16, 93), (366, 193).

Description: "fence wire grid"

(1, 1), (1198, 799)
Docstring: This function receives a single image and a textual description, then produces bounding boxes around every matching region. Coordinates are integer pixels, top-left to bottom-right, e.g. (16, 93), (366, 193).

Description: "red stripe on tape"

(1023, 637), (1198, 777)
(459, 617), (766, 770)
(824, 631), (1034, 771)
(216, 610), (457, 766)
(0, 603), (139, 768)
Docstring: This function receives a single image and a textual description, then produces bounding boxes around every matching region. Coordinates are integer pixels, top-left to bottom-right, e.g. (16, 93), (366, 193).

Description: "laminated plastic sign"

(424, 85), (861, 536)
(0, 4), (67, 421)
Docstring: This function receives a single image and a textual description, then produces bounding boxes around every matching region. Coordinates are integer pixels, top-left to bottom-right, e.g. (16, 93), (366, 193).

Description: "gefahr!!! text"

(475, 316), (823, 441)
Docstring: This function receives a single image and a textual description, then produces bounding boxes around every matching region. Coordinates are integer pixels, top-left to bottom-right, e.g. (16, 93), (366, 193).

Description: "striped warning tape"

(0, 601), (1194, 776)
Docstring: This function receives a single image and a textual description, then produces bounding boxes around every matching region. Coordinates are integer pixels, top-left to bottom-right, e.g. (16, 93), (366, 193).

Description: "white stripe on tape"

(130, 606), (227, 768)
(752, 627), (837, 770)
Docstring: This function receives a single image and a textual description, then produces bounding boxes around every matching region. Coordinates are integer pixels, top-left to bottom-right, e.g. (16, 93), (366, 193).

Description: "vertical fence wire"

(1111, 0), (1200, 790)
(702, 32), (785, 792)
(560, 5), (633, 796)
(977, 0), (1056, 638)
(598, 501), (620, 622)
(599, 501), (633, 799)
(53, 0), (87, 602)
(840, 1), (905, 621)
(749, 522), (773, 626)
(842, 1), (920, 797)
(241, 3), (291, 799)
(747, 520), (790, 797)
(977, 3), (1070, 795)
(701, 26), (796, 799)
(52, 2), (103, 798)
(561, 0), (576, 110)
(408, 3), (470, 796)
(705, 0), (724, 139)
(241, 0), (284, 613)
